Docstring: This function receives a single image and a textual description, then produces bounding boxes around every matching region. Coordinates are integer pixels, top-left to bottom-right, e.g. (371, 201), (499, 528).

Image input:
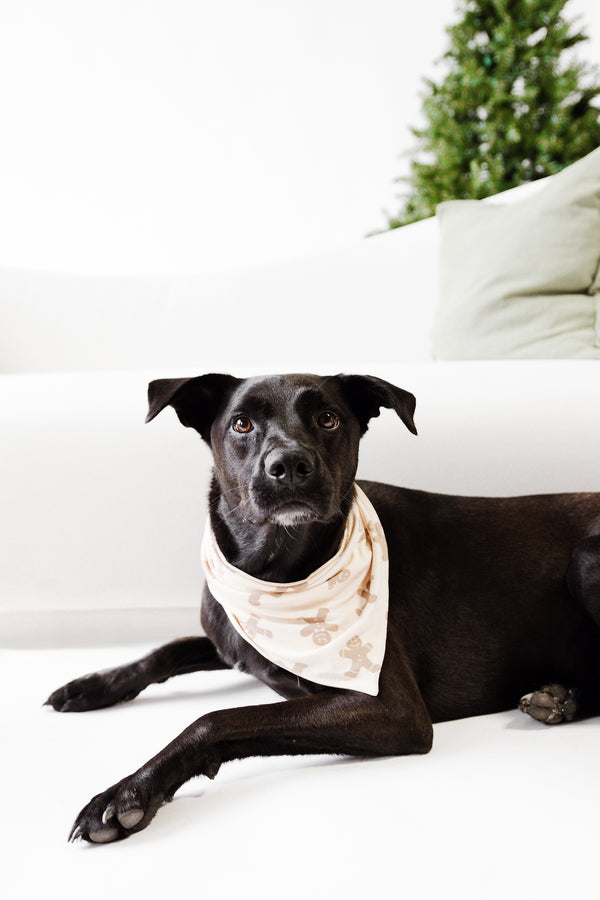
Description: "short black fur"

(46, 372), (600, 844)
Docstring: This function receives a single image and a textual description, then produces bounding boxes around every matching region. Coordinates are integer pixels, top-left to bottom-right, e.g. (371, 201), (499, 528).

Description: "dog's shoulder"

(357, 479), (435, 518)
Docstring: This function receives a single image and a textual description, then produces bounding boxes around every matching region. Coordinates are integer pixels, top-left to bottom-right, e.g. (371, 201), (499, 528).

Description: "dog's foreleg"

(45, 637), (229, 712)
(69, 687), (433, 843)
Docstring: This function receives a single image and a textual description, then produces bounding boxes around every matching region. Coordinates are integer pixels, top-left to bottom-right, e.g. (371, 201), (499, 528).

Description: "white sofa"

(4, 177), (600, 640)
(3, 179), (600, 898)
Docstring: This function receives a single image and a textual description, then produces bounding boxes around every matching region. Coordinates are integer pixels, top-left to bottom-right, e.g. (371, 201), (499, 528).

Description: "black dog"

(46, 373), (600, 843)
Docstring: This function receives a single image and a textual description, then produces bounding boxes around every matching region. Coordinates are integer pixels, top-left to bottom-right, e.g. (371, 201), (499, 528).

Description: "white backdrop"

(1, 0), (598, 276)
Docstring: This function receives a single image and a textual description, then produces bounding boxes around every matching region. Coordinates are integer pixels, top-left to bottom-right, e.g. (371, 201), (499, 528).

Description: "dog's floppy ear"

(337, 374), (417, 436)
(145, 374), (242, 442)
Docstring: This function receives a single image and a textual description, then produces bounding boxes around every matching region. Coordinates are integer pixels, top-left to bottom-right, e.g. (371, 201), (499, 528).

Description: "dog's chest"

(201, 590), (331, 699)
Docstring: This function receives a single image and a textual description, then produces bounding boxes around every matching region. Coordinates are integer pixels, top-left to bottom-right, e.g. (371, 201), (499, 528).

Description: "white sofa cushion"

(432, 147), (600, 359)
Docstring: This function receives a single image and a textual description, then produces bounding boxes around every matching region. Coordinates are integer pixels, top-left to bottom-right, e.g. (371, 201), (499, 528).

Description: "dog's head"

(146, 373), (416, 527)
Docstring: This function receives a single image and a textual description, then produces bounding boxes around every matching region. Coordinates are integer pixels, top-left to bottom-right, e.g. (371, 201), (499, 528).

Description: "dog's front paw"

(69, 774), (165, 844)
(518, 684), (579, 724)
(45, 666), (143, 712)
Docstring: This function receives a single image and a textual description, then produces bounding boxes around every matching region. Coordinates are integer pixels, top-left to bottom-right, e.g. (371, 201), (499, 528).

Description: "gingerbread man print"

(327, 569), (351, 590)
(359, 520), (389, 562)
(355, 576), (377, 616)
(248, 589), (291, 607)
(242, 615), (273, 641)
(340, 635), (381, 678)
(300, 608), (339, 645)
(277, 661), (309, 677)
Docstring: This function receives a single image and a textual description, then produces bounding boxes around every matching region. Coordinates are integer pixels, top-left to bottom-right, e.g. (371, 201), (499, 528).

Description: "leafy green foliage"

(387, 0), (600, 228)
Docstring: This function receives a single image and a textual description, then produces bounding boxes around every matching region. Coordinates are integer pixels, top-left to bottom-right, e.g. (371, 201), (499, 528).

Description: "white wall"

(0, 0), (598, 276)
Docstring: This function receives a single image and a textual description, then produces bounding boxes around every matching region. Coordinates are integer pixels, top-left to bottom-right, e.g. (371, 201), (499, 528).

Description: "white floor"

(4, 640), (599, 899)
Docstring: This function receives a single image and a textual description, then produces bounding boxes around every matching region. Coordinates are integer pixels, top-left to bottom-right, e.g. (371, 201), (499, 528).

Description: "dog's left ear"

(145, 374), (242, 442)
(337, 374), (417, 436)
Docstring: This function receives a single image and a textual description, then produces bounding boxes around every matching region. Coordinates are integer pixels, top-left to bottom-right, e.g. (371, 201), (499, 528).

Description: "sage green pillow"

(432, 147), (600, 359)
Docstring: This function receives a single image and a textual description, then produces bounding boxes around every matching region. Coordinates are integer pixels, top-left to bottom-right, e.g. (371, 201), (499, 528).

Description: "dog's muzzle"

(249, 445), (334, 526)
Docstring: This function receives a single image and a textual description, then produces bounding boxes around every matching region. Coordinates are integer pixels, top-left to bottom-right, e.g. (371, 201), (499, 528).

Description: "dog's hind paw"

(45, 666), (144, 712)
(518, 684), (579, 725)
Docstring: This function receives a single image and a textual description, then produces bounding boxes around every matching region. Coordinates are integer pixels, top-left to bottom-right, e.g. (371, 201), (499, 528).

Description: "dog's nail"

(117, 808), (144, 829)
(101, 803), (116, 825)
(69, 825), (84, 842)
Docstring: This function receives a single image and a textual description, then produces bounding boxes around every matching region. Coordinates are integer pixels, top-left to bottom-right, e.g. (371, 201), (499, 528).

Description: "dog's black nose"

(264, 448), (314, 486)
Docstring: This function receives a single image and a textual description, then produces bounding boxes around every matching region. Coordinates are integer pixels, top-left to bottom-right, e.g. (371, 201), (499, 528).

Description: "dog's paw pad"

(88, 826), (120, 843)
(117, 808), (144, 829)
(518, 684), (579, 724)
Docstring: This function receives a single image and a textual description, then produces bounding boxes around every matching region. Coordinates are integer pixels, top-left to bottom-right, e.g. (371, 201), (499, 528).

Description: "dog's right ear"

(145, 374), (242, 443)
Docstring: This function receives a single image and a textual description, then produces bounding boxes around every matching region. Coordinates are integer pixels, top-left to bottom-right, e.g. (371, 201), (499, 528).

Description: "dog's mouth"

(248, 485), (336, 527)
(268, 500), (324, 527)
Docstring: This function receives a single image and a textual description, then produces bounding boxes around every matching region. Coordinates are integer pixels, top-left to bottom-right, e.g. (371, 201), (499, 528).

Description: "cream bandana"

(200, 484), (389, 696)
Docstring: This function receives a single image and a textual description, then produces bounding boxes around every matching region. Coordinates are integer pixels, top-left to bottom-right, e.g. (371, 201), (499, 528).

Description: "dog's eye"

(317, 410), (339, 430)
(232, 416), (253, 434)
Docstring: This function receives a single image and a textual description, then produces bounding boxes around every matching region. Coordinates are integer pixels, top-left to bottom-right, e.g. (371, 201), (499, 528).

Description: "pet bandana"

(200, 484), (389, 695)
